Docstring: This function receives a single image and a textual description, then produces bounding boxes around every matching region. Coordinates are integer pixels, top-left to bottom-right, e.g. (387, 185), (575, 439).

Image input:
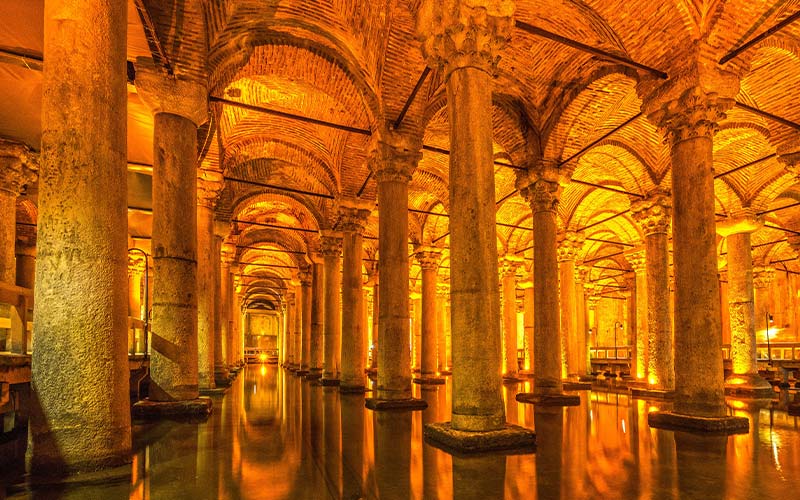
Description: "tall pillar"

(320, 231), (342, 385)
(411, 292), (422, 370)
(365, 132), (425, 410)
(752, 265), (774, 339)
(631, 193), (674, 390)
(718, 215), (772, 396)
(574, 266), (588, 377)
(220, 245), (236, 372)
(133, 60), (211, 413)
(298, 267), (312, 375)
(370, 270), (380, 370)
(557, 231), (584, 379)
(418, 0), (535, 448)
(308, 255), (324, 378)
(197, 171), (223, 390)
(127, 254), (146, 355)
(30, 0), (130, 471)
(0, 140), (36, 284)
(414, 247), (444, 384)
(231, 269), (242, 366)
(519, 276), (534, 373)
(338, 199), (372, 392)
(500, 256), (523, 380)
(292, 275), (302, 373)
(285, 291), (296, 369)
(212, 230), (229, 383)
(641, 77), (747, 431)
(625, 248), (648, 381)
(516, 164), (579, 406)
(436, 284), (449, 373)
(15, 243), (36, 290)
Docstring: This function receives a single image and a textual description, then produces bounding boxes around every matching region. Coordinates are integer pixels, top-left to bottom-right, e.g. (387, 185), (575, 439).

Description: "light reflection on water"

(6, 366), (800, 499)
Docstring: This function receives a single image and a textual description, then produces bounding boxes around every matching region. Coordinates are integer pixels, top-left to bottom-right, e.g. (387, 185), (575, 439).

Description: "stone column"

(365, 132), (425, 410)
(292, 276), (302, 374)
(411, 291), (422, 371)
(436, 284), (449, 373)
(574, 266), (588, 378)
(519, 276), (534, 373)
(15, 243), (36, 290)
(557, 231), (584, 379)
(197, 171), (223, 390)
(371, 271), (380, 370)
(298, 267), (312, 375)
(641, 78), (747, 431)
(516, 165), (579, 406)
(220, 244), (236, 372)
(338, 199), (372, 392)
(285, 290), (296, 369)
(718, 215), (772, 396)
(320, 231), (342, 385)
(625, 248), (648, 381)
(0, 140), (36, 284)
(419, 0), (535, 448)
(127, 254), (146, 355)
(231, 268), (242, 367)
(30, 0), (130, 472)
(212, 229), (229, 383)
(631, 192), (674, 390)
(308, 255), (324, 378)
(753, 266), (774, 339)
(500, 256), (523, 380)
(133, 60), (210, 413)
(414, 247), (444, 384)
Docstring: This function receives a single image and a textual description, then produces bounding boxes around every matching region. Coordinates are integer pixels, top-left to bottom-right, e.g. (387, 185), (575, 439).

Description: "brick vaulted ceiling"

(2, 0), (800, 305)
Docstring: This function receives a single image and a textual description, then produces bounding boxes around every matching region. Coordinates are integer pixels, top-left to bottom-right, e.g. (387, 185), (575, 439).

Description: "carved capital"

(214, 220), (231, 240)
(298, 268), (312, 287)
(644, 86), (733, 146)
(625, 248), (647, 274)
(417, 0), (515, 77)
(716, 208), (762, 237)
(0, 138), (38, 196)
(319, 230), (343, 257)
(368, 131), (421, 183)
(575, 265), (589, 285)
(135, 57), (208, 127)
(556, 231), (584, 262)
(500, 254), (524, 276)
(630, 192), (671, 235)
(336, 197), (374, 234)
(128, 253), (147, 276)
(752, 266), (774, 289)
(515, 160), (571, 214)
(415, 246), (443, 270)
(197, 169), (224, 208)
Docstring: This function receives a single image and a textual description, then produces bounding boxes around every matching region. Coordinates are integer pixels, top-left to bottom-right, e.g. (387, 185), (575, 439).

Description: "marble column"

(519, 276), (534, 373)
(220, 245), (235, 371)
(197, 171), (223, 390)
(320, 231), (342, 385)
(516, 165), (579, 406)
(0, 140), (36, 285)
(15, 243), (36, 290)
(752, 266), (774, 339)
(212, 230), (229, 383)
(414, 247), (444, 384)
(285, 290), (296, 369)
(642, 80), (747, 431)
(365, 132), (424, 409)
(625, 248), (648, 381)
(308, 255), (324, 378)
(370, 271), (380, 370)
(411, 292), (422, 371)
(500, 256), (523, 380)
(557, 231), (584, 379)
(30, 0), (130, 472)
(298, 267), (312, 375)
(338, 198), (372, 392)
(134, 60), (210, 411)
(419, 1), (529, 438)
(127, 254), (146, 355)
(631, 192), (674, 390)
(292, 275), (303, 374)
(574, 266), (588, 377)
(436, 284), (449, 373)
(718, 215), (772, 396)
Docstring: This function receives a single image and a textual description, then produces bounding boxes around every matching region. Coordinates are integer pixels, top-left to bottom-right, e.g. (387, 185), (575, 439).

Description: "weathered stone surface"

(648, 411), (749, 434)
(365, 397), (428, 411)
(423, 422), (535, 454)
(132, 397), (213, 419)
(515, 392), (580, 407)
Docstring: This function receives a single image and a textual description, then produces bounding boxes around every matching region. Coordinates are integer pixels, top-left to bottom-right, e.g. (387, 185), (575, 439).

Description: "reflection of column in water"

(302, 377), (311, 459)
(563, 394), (588, 499)
(374, 411), (412, 499)
(630, 399), (651, 496)
(726, 400), (766, 496)
(503, 383), (519, 425)
(340, 394), (365, 499)
(323, 387), (342, 498)
(422, 388), (439, 499)
(147, 422), (200, 497)
(453, 454), (506, 500)
(675, 431), (728, 500)
(534, 406), (564, 500)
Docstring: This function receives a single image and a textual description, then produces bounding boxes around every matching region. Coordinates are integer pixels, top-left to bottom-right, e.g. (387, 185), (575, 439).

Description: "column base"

(365, 397), (428, 411)
(439, 369), (452, 375)
(423, 422), (536, 455)
(515, 392), (580, 406)
(562, 381), (592, 391)
(630, 387), (675, 400)
(340, 385), (369, 394)
(199, 387), (228, 396)
(320, 378), (340, 387)
(413, 376), (446, 385)
(502, 374), (524, 384)
(303, 371), (322, 381)
(647, 411), (749, 434)
(295, 369), (309, 376)
(132, 397), (213, 419)
(724, 374), (775, 398)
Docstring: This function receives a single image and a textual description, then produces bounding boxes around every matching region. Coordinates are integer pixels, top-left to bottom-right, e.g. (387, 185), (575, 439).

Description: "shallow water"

(4, 365), (800, 499)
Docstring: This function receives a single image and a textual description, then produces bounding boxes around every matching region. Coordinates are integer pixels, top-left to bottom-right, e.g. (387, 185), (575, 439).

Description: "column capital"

(298, 268), (312, 286)
(221, 242), (236, 265)
(752, 265), (775, 289)
(556, 231), (584, 262)
(778, 146), (800, 178)
(630, 191), (671, 236)
(134, 57), (208, 127)
(415, 246), (443, 270)
(625, 248), (647, 274)
(716, 208), (763, 237)
(500, 254), (524, 276)
(214, 220), (231, 240)
(336, 197), (374, 234)
(128, 253), (146, 276)
(515, 160), (572, 214)
(319, 230), (343, 257)
(0, 138), (38, 196)
(575, 265), (589, 284)
(436, 283), (451, 296)
(198, 169), (224, 208)
(787, 234), (800, 253)
(368, 130), (421, 183)
(416, 0), (515, 77)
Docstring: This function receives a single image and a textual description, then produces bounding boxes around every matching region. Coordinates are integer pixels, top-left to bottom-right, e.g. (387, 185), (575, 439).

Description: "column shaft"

(310, 260), (324, 374)
(213, 236), (227, 379)
(300, 277), (312, 372)
(30, 0), (130, 471)
(341, 230), (366, 390)
(0, 191), (15, 283)
(447, 65), (504, 430)
(420, 266), (438, 377)
(646, 232), (673, 388)
(558, 259), (577, 377)
(197, 204), (216, 389)
(502, 272), (518, 377)
(532, 199), (562, 394)
(322, 251), (342, 382)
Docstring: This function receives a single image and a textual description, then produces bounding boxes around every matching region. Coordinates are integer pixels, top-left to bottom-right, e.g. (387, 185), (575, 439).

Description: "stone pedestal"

(414, 247), (445, 385)
(29, 0), (131, 473)
(338, 199), (372, 392)
(365, 132), (425, 411)
(320, 231), (342, 385)
(718, 215), (772, 397)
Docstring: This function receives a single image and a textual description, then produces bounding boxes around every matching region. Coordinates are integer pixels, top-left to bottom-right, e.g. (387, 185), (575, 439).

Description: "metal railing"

(590, 345), (632, 360)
